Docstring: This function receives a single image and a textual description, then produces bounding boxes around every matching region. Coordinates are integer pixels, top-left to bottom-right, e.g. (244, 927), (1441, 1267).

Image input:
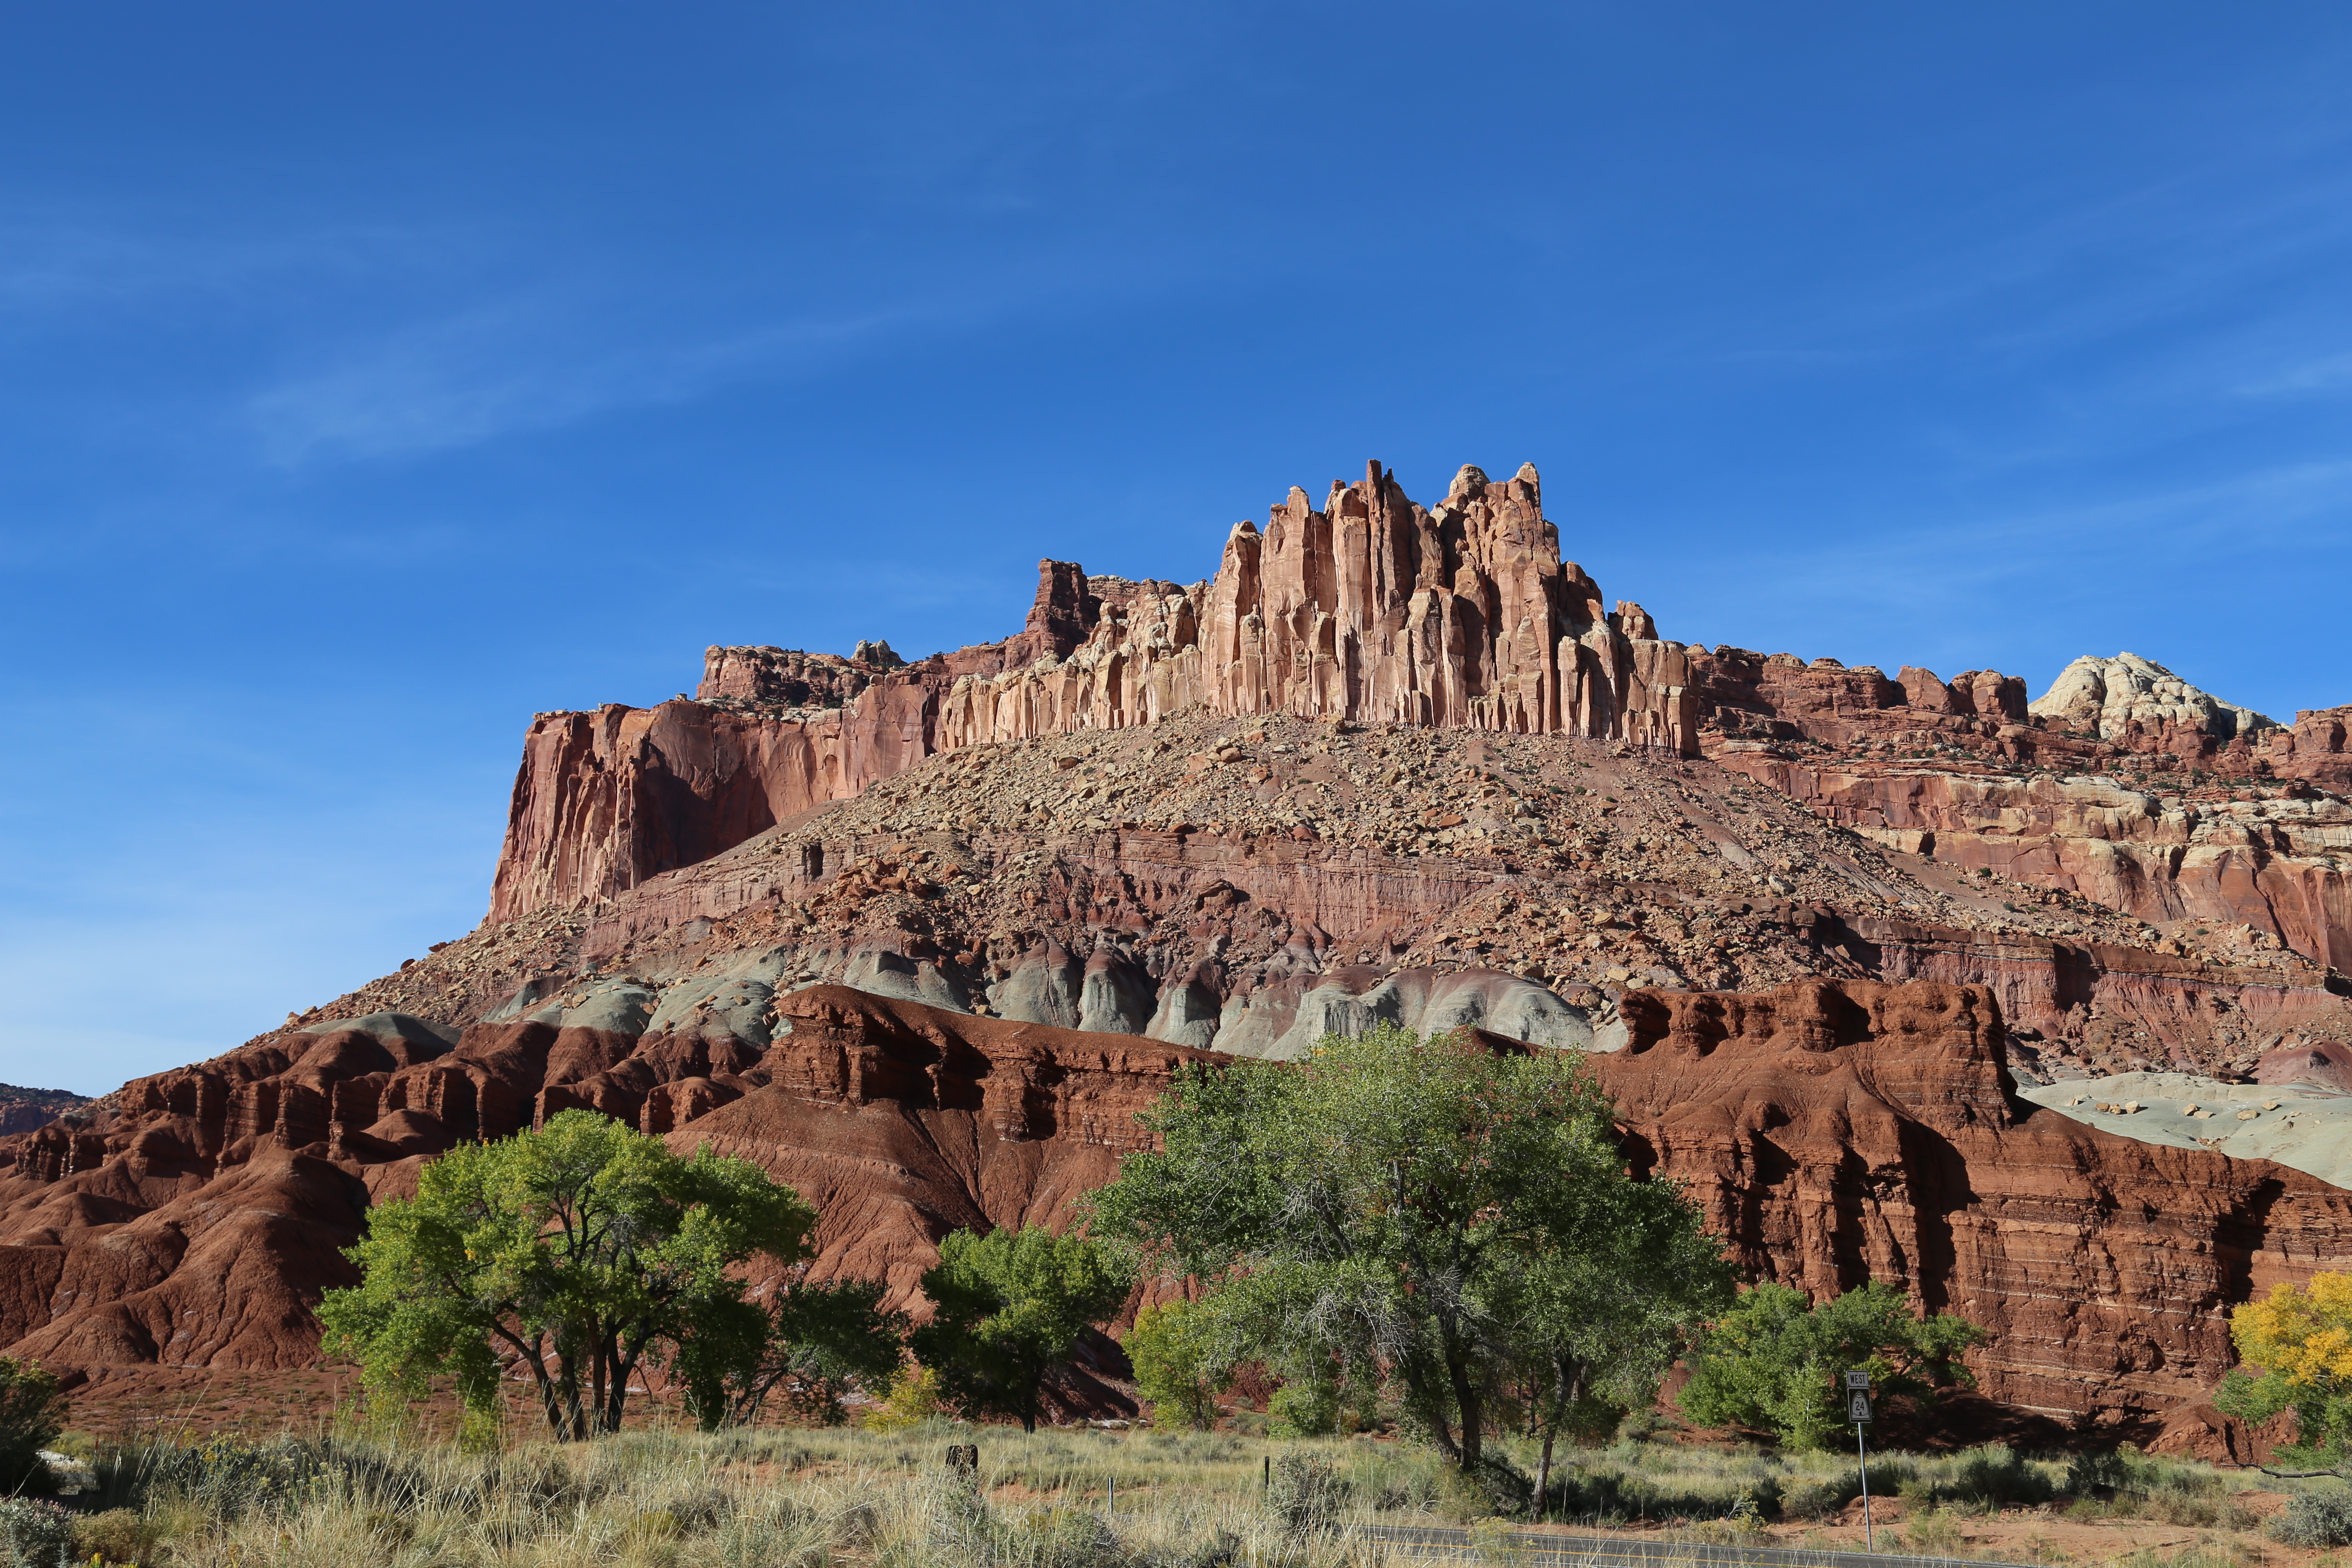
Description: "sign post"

(1846, 1370), (1874, 1549)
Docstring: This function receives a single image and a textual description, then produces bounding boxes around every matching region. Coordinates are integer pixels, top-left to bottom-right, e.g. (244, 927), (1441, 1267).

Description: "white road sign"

(1844, 1369), (1871, 1389)
(1849, 1391), (1873, 1422)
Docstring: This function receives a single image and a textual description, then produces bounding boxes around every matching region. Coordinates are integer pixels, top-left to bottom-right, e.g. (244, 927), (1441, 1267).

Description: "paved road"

(1356, 1522), (2032, 1568)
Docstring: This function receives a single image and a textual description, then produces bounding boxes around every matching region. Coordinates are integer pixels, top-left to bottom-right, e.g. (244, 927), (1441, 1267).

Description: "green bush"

(1934, 1443), (2052, 1508)
(1680, 1281), (1987, 1450)
(1124, 1302), (1228, 1431)
(1266, 1378), (1340, 1439)
(2269, 1488), (2352, 1547)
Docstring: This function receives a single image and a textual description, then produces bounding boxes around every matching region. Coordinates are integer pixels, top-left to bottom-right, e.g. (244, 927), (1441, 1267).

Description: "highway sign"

(1849, 1391), (1872, 1422)
(1844, 1369), (1871, 1389)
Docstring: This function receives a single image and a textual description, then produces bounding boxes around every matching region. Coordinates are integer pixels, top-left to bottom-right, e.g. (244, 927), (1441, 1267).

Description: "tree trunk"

(1537, 1431), (1555, 1520)
(1446, 1342), (1484, 1470)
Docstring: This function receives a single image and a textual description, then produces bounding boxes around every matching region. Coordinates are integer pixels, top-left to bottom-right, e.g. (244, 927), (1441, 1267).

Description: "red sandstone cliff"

(491, 462), (1703, 922)
(8, 974), (2350, 1435)
(1593, 978), (2352, 1429)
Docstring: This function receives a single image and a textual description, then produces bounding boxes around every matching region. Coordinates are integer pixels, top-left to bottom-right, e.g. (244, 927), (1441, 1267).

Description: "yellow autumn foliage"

(2230, 1272), (2352, 1387)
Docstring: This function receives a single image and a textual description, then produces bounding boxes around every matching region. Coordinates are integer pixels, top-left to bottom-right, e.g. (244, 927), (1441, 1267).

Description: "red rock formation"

(1592, 977), (2352, 1430)
(1713, 758), (2352, 974)
(0, 986), (1208, 1387)
(0, 1084), (90, 1138)
(672, 987), (1216, 1302)
(15, 970), (2352, 1433)
(492, 462), (1701, 921)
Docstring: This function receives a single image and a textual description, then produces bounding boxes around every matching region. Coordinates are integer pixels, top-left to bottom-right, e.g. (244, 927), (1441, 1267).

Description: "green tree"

(1488, 1213), (1730, 1508)
(1089, 1023), (1733, 1474)
(0, 1356), (67, 1492)
(674, 1269), (908, 1429)
(1679, 1280), (1987, 1449)
(1123, 1300), (1230, 1430)
(910, 1226), (1131, 1433)
(319, 1109), (815, 1441)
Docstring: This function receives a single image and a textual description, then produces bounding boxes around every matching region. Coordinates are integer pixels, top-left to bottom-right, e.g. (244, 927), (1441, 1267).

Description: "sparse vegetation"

(10, 1417), (2329, 1567)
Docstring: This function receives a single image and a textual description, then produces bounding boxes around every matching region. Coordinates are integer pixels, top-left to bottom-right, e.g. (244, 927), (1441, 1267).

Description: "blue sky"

(4, 3), (2349, 1093)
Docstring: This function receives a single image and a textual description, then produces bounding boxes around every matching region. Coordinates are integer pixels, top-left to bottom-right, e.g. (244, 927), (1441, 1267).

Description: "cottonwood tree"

(1679, 1280), (1986, 1449)
(320, 1110), (816, 1441)
(911, 1226), (1131, 1433)
(2219, 1272), (2352, 1461)
(1089, 1023), (1732, 1479)
(675, 1269), (908, 1429)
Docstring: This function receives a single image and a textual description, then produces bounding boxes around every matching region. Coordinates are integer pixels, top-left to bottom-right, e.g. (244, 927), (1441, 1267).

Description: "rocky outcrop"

(1593, 977), (2352, 1430)
(0, 984), (1209, 1377)
(934, 462), (1699, 755)
(0, 1084), (91, 1138)
(1714, 759), (2352, 975)
(491, 462), (1701, 921)
(2031, 654), (2275, 752)
(1688, 640), (2352, 977)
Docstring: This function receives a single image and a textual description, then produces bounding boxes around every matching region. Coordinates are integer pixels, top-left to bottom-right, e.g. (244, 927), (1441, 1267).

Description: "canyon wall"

(1691, 649), (2352, 973)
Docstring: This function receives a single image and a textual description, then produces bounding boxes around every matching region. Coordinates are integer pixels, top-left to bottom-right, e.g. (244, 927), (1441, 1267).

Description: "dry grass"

(30, 1416), (2325, 1568)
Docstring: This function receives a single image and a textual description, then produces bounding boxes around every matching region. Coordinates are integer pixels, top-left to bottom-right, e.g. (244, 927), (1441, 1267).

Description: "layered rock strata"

(12, 967), (2352, 1435)
(493, 461), (1703, 921)
(0, 987), (1208, 1378)
(1594, 978), (2352, 1430)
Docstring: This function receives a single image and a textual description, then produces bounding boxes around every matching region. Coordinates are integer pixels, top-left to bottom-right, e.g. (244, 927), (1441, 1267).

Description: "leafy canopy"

(1679, 1280), (1987, 1449)
(674, 1269), (909, 1430)
(2217, 1271), (2352, 1459)
(319, 1109), (817, 1441)
(1123, 1300), (1230, 1431)
(910, 1226), (1131, 1433)
(1089, 1022), (1732, 1471)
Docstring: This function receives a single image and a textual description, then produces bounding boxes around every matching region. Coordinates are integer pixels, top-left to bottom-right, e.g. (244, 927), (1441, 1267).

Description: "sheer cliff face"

(489, 461), (1701, 922)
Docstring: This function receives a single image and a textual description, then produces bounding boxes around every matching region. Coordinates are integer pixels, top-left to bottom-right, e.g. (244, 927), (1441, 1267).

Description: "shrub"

(1266, 1378), (1340, 1439)
(141, 1435), (322, 1519)
(0, 1497), (73, 1568)
(1680, 1281), (1987, 1450)
(70, 1509), (171, 1566)
(864, 1365), (945, 1433)
(1267, 1453), (1344, 1536)
(1124, 1302), (1228, 1431)
(2268, 1487), (2352, 1548)
(1936, 1443), (2053, 1508)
